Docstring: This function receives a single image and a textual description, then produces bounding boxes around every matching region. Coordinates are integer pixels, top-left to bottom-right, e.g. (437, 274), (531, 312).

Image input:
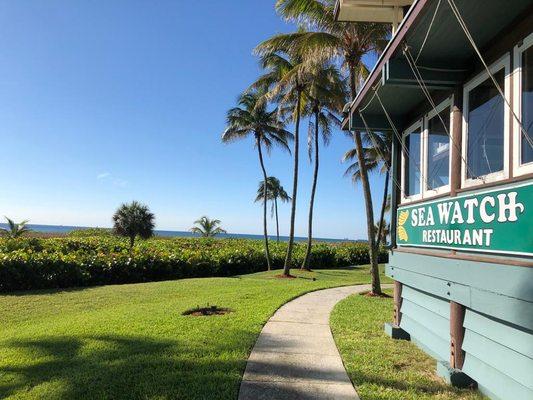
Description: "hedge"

(0, 236), (388, 292)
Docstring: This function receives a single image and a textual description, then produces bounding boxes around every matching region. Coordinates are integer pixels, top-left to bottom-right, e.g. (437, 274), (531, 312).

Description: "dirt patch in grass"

(274, 274), (297, 279)
(182, 306), (233, 316)
(360, 291), (392, 298)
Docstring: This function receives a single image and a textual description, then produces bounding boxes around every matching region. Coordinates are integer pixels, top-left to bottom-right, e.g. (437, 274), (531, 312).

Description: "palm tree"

(0, 217), (31, 238)
(342, 142), (380, 181)
(342, 130), (391, 249)
(190, 216), (227, 238)
(222, 89), (292, 270)
(269, 0), (390, 293)
(375, 219), (390, 246)
(255, 177), (291, 243)
(371, 132), (392, 249)
(112, 201), (155, 248)
(251, 45), (310, 276)
(273, 1), (388, 96)
(300, 62), (346, 270)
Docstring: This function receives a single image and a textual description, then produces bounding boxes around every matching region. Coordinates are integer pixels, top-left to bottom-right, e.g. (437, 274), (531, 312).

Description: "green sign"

(397, 182), (533, 256)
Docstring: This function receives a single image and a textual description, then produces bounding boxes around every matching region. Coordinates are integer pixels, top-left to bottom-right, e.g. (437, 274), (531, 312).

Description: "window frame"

(423, 97), (453, 197)
(401, 119), (424, 203)
(513, 32), (533, 177)
(462, 53), (511, 188)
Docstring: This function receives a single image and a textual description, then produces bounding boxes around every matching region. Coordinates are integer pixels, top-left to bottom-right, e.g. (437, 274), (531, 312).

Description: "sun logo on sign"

(397, 210), (409, 242)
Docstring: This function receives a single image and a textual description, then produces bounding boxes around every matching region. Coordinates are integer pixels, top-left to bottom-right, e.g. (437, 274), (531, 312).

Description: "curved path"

(239, 284), (383, 400)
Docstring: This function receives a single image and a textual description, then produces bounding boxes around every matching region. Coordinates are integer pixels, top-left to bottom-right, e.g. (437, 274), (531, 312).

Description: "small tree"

(255, 177), (290, 243)
(112, 201), (155, 248)
(0, 217), (31, 238)
(190, 216), (227, 238)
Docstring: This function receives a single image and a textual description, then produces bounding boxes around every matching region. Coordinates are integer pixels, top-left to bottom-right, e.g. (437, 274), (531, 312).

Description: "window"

(425, 100), (451, 194)
(462, 54), (510, 187)
(513, 33), (533, 176)
(467, 71), (505, 176)
(400, 99), (453, 204)
(401, 120), (423, 202)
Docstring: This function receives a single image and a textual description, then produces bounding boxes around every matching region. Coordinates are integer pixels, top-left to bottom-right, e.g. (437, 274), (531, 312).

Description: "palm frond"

(190, 216), (226, 237)
(275, 0), (335, 28)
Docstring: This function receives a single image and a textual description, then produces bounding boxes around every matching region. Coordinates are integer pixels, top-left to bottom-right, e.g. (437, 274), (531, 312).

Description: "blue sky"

(0, 0), (385, 240)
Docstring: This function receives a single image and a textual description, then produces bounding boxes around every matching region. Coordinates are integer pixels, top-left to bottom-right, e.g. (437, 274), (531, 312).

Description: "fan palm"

(112, 201), (155, 248)
(255, 176), (291, 243)
(264, 0), (390, 293)
(301, 62), (347, 270)
(190, 216), (227, 238)
(222, 89), (292, 270)
(0, 217), (31, 238)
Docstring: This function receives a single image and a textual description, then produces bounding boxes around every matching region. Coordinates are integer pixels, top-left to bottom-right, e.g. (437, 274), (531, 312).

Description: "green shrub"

(68, 228), (115, 238)
(0, 237), (388, 292)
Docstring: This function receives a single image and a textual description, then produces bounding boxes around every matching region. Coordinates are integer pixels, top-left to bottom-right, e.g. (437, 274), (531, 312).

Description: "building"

(335, 1), (533, 399)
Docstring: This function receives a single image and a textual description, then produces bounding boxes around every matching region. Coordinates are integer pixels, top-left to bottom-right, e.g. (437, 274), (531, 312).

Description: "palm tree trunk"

(302, 106), (320, 271)
(353, 132), (381, 294)
(275, 198), (280, 243)
(257, 138), (272, 270)
(283, 90), (301, 276)
(349, 63), (381, 295)
(376, 169), (390, 249)
(349, 61), (357, 104)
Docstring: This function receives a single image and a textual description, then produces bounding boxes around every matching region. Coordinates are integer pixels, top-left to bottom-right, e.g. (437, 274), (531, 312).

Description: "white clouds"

(97, 172), (111, 180)
(96, 172), (128, 188)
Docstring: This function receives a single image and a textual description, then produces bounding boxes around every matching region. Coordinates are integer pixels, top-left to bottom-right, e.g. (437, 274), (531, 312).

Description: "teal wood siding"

(386, 251), (533, 400)
(462, 309), (533, 400)
(399, 286), (450, 361)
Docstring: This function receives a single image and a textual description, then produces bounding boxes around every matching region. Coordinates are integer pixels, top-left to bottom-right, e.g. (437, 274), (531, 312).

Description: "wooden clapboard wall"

(400, 286), (450, 361)
(386, 251), (533, 400)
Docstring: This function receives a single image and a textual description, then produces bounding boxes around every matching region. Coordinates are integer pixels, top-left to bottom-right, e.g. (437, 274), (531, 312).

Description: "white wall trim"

(401, 119), (423, 204)
(513, 32), (533, 177)
(424, 97), (453, 197)
(462, 53), (511, 189)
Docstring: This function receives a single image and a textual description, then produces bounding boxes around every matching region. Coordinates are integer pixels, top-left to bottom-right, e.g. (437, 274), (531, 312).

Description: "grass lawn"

(0, 266), (390, 400)
(330, 291), (486, 400)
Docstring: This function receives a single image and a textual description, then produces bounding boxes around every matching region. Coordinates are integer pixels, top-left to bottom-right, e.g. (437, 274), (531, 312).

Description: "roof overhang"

(339, 0), (533, 131)
(334, 0), (414, 23)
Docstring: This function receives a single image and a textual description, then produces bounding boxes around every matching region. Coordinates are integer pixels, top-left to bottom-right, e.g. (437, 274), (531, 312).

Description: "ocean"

(0, 223), (355, 243)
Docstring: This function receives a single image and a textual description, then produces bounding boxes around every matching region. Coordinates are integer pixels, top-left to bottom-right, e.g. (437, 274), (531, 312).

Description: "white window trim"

(423, 97), (453, 197)
(513, 32), (533, 176)
(401, 119), (423, 204)
(462, 53), (511, 188)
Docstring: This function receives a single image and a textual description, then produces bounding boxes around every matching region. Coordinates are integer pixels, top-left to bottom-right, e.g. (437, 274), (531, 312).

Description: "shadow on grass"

(1, 286), (95, 297)
(0, 334), (250, 400)
(314, 268), (367, 277)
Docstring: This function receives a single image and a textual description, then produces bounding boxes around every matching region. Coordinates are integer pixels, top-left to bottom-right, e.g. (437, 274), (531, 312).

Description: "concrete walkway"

(238, 284), (375, 400)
